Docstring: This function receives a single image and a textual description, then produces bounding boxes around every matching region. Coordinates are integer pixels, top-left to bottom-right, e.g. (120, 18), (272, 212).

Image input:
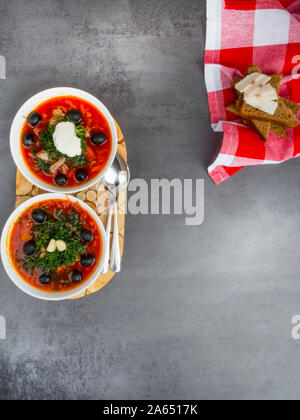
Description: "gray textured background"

(0, 0), (300, 400)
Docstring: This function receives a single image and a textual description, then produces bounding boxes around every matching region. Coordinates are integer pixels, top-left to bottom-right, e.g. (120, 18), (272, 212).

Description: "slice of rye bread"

(226, 103), (270, 142)
(233, 77), (244, 110)
(226, 103), (240, 116)
(240, 97), (300, 128)
(246, 65), (262, 75)
(271, 99), (300, 138)
(270, 74), (283, 92)
(226, 103), (249, 125)
(271, 124), (286, 139)
(251, 120), (270, 142)
(281, 97), (300, 114)
(227, 101), (299, 139)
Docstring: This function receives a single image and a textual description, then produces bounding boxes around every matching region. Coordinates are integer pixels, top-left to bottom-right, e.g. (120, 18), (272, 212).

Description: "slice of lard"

(235, 72), (271, 95)
(244, 96), (278, 115)
(53, 121), (82, 158)
(244, 85), (278, 104)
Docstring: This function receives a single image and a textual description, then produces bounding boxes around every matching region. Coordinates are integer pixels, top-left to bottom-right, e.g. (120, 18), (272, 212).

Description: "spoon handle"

(102, 201), (113, 274)
(110, 199), (121, 273)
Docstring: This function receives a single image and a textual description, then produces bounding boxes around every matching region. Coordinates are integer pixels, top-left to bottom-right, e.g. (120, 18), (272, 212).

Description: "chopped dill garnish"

(21, 208), (87, 276)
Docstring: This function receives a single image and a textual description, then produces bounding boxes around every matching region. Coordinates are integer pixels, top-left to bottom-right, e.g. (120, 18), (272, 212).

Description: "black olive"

(39, 274), (51, 285)
(81, 229), (94, 242)
(80, 254), (95, 267)
(27, 112), (41, 127)
(23, 133), (34, 147)
(75, 168), (88, 183)
(71, 270), (82, 283)
(67, 110), (82, 124)
(23, 240), (35, 256)
(91, 132), (106, 145)
(32, 209), (46, 224)
(55, 173), (68, 186)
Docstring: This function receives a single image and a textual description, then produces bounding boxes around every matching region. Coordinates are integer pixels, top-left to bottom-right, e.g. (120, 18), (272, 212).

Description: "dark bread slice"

(226, 103), (270, 141)
(282, 97), (300, 114)
(226, 102), (251, 126)
(246, 65), (262, 75)
(250, 120), (269, 142)
(232, 77), (244, 110)
(271, 124), (286, 139)
(269, 74), (282, 93)
(270, 99), (299, 138)
(226, 102), (250, 127)
(226, 103), (240, 116)
(240, 97), (300, 128)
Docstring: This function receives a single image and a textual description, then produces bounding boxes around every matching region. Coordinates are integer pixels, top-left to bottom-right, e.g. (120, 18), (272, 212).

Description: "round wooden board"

(15, 120), (127, 300)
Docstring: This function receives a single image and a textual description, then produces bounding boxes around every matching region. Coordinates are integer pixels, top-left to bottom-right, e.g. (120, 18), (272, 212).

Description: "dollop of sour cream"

(53, 121), (82, 158)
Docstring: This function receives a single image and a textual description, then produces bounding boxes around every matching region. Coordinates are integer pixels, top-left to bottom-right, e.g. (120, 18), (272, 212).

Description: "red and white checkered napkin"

(205, 0), (300, 185)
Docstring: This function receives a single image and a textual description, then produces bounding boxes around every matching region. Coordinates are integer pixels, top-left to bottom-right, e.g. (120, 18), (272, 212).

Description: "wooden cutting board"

(15, 120), (127, 299)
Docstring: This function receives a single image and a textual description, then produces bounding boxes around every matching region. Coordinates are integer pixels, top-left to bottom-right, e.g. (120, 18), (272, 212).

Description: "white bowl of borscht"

(1, 194), (107, 300)
(10, 87), (118, 193)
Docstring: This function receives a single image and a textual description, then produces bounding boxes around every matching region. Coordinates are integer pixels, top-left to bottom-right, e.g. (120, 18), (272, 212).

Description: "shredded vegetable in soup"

(21, 96), (113, 187)
(9, 199), (102, 292)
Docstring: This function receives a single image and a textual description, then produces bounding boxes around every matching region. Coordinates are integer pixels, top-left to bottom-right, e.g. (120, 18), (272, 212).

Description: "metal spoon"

(101, 153), (130, 273)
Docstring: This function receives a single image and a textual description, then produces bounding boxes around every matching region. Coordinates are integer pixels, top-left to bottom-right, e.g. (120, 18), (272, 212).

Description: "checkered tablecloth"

(205, 0), (300, 184)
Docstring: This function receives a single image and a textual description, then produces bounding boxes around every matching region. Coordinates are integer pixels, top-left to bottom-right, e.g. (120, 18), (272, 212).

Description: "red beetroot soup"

(21, 96), (113, 188)
(9, 199), (103, 293)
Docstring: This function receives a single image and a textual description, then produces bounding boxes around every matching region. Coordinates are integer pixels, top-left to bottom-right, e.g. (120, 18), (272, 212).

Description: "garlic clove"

(56, 240), (67, 252)
(47, 239), (57, 253)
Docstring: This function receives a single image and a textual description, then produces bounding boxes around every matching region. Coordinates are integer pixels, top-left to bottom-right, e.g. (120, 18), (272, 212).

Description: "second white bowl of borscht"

(10, 87), (118, 193)
(1, 194), (107, 301)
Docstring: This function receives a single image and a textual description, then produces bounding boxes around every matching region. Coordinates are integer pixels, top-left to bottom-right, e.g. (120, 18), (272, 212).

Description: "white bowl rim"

(10, 87), (118, 194)
(0, 193), (107, 301)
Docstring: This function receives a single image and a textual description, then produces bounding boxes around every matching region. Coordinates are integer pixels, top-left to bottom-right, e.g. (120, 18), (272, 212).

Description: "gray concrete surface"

(0, 0), (300, 400)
